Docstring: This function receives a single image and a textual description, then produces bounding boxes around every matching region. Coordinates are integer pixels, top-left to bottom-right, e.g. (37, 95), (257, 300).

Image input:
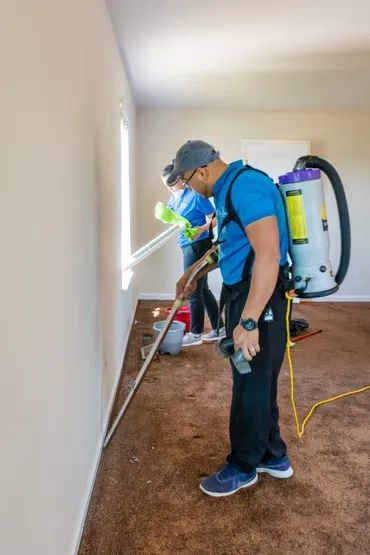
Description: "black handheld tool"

(218, 337), (251, 375)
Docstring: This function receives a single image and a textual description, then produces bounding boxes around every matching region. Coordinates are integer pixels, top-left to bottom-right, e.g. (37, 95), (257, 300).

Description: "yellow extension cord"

(285, 294), (370, 438)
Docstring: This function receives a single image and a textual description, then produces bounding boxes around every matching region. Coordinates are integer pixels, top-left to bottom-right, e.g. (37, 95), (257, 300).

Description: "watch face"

(242, 318), (257, 331)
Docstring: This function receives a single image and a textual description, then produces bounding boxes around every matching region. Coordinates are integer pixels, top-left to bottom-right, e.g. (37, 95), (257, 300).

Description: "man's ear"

(197, 166), (209, 183)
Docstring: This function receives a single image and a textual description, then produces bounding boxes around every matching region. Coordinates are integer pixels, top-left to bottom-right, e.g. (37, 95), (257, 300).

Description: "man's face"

(181, 166), (213, 198)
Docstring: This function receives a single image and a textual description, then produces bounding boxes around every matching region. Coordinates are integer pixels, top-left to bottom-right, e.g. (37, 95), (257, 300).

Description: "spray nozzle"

(218, 338), (252, 375)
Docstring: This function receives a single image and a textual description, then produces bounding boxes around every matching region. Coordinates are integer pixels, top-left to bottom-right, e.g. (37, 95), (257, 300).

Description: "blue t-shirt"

(213, 160), (288, 285)
(167, 188), (214, 247)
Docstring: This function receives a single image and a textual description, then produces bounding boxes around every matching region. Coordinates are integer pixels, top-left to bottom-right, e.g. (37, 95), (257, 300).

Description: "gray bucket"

(153, 320), (185, 355)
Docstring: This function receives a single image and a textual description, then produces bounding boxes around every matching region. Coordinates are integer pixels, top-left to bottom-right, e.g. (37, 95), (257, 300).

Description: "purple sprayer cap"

(278, 168), (321, 185)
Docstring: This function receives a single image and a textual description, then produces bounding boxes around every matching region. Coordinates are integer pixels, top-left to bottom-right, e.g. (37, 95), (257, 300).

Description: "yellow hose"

(285, 294), (370, 438)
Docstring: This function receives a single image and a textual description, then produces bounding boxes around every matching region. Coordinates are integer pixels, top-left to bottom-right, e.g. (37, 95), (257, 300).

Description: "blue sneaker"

(199, 463), (258, 497)
(256, 455), (293, 478)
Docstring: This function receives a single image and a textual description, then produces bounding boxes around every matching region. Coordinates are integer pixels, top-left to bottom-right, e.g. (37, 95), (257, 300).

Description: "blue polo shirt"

(167, 188), (214, 247)
(213, 160), (288, 285)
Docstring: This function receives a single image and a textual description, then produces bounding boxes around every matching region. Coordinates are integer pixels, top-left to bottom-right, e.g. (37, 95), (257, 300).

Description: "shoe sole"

(199, 474), (258, 497)
(201, 336), (226, 344)
(182, 340), (203, 347)
(256, 466), (294, 479)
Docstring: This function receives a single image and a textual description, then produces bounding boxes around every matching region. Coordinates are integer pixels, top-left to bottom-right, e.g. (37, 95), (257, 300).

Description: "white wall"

(135, 108), (370, 301)
(0, 2), (136, 554)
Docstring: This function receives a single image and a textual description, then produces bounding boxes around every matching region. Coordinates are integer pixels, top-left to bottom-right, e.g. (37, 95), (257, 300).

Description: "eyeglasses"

(180, 167), (198, 186)
(181, 165), (207, 186)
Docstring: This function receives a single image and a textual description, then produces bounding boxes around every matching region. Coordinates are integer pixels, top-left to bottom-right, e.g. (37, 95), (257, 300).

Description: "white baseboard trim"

(138, 292), (370, 303)
(302, 295), (370, 302)
(138, 292), (175, 301)
(72, 294), (139, 555)
(71, 434), (103, 555)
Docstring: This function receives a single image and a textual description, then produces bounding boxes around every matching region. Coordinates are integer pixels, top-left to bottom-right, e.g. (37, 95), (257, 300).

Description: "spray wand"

(104, 246), (219, 447)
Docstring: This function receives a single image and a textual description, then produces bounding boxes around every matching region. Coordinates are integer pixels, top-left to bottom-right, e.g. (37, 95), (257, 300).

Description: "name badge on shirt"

(263, 306), (274, 322)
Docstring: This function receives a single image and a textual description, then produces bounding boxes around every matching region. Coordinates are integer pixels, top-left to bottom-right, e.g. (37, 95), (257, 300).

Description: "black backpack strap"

(219, 165), (270, 277)
(219, 168), (248, 234)
(208, 212), (216, 243)
(219, 164), (271, 234)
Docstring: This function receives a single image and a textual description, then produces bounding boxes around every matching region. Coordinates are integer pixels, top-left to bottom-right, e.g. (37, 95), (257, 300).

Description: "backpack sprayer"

(279, 155), (351, 298)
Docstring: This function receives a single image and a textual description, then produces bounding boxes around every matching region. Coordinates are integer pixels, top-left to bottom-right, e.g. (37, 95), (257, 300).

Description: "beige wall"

(135, 108), (370, 301)
(0, 1), (136, 554)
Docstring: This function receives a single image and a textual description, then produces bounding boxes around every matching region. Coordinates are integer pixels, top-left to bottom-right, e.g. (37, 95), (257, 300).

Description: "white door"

(242, 139), (311, 182)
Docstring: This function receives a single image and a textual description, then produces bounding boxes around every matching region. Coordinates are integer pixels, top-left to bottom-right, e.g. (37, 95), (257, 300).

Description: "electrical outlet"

(354, 266), (363, 278)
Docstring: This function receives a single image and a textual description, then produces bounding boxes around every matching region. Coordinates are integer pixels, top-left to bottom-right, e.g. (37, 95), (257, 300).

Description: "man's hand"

(191, 226), (204, 241)
(233, 324), (260, 361)
(191, 222), (209, 241)
(175, 248), (218, 301)
(176, 270), (197, 301)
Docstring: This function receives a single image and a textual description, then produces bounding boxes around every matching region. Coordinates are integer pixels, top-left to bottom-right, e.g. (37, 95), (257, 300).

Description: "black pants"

(181, 239), (223, 334)
(224, 285), (288, 472)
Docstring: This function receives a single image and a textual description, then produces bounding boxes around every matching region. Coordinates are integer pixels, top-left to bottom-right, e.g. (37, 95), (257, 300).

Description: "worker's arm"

(233, 215), (280, 361)
(192, 212), (216, 240)
(175, 246), (218, 301)
(208, 213), (217, 228)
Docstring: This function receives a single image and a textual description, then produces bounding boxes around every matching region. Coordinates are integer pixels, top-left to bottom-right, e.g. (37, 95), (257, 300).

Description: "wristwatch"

(240, 317), (258, 331)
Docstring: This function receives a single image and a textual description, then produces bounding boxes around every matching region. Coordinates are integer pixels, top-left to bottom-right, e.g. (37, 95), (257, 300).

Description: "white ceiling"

(106, 0), (370, 111)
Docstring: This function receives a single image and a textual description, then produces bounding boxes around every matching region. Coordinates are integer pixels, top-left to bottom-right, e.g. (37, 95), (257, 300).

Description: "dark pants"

(224, 285), (288, 472)
(181, 239), (223, 334)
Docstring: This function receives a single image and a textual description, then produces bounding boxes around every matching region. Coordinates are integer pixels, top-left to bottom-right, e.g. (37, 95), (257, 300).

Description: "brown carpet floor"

(79, 301), (370, 555)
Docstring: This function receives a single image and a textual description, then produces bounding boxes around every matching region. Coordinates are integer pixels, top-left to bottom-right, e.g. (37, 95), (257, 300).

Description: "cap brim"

(167, 168), (181, 186)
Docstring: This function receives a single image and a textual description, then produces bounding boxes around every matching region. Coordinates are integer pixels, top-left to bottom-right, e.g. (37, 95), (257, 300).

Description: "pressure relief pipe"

(293, 156), (351, 287)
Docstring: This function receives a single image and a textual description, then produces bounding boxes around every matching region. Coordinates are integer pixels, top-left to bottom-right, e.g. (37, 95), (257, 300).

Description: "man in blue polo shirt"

(169, 140), (293, 497)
